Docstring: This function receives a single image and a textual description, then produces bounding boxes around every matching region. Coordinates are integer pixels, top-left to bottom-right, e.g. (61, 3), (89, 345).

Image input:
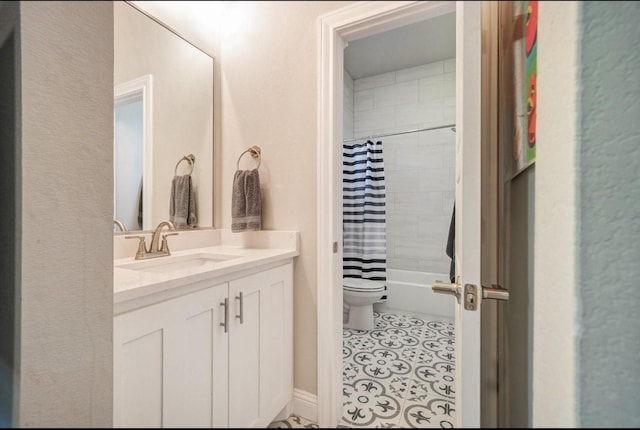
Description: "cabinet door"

(164, 284), (229, 428)
(114, 284), (229, 428)
(228, 262), (293, 428)
(114, 303), (166, 428)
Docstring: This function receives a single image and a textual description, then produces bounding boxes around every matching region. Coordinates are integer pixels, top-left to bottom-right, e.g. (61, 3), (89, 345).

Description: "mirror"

(114, 1), (214, 232)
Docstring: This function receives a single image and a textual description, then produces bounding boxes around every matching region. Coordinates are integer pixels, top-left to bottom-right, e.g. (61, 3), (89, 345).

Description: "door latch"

(433, 281), (509, 311)
(432, 281), (462, 304)
(465, 284), (509, 310)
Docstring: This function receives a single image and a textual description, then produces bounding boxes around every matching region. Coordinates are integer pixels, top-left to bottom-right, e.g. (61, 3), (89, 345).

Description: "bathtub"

(374, 269), (455, 319)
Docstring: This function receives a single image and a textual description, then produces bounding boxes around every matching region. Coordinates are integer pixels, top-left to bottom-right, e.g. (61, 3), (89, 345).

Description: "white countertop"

(114, 229), (299, 313)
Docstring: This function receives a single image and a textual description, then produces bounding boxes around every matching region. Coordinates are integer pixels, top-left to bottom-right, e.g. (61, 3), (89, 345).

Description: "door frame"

(316, 1), (459, 427)
(114, 74), (153, 230)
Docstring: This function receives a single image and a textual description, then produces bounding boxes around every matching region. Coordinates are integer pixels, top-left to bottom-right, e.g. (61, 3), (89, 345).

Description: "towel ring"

(236, 145), (261, 170)
(174, 154), (195, 176)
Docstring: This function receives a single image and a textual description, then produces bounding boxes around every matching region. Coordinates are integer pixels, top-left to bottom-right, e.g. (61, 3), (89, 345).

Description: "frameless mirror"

(114, 1), (214, 232)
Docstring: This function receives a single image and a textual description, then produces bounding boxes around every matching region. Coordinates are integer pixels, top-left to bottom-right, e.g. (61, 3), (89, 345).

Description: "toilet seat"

(343, 278), (385, 293)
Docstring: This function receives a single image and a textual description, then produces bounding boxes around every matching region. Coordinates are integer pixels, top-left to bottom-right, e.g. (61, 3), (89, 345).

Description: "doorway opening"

(339, 10), (457, 428)
(314, 1), (489, 428)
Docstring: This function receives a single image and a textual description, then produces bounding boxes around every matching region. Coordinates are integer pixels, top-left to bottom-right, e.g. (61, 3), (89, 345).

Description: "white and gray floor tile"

(270, 311), (455, 429)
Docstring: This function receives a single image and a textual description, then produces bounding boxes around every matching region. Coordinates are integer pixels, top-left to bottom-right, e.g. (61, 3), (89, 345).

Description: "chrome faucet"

(149, 221), (177, 254)
(125, 220), (178, 260)
(114, 219), (126, 232)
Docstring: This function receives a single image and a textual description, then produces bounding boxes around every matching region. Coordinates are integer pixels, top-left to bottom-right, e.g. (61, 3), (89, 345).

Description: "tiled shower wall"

(344, 70), (354, 140)
(344, 59), (456, 274)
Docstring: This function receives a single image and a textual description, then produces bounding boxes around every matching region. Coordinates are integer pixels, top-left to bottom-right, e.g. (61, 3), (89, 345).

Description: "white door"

(440, 2), (509, 427)
(447, 2), (484, 428)
(318, 1), (496, 427)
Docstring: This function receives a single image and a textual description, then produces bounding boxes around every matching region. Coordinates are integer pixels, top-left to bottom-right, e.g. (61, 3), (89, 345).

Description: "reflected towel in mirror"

(231, 169), (262, 233)
(169, 174), (197, 228)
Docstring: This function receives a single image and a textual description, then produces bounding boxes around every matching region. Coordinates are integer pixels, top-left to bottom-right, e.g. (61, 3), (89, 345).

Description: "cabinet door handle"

(220, 298), (229, 333)
(235, 292), (244, 324)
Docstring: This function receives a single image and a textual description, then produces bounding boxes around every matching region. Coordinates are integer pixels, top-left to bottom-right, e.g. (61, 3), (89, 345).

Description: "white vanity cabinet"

(113, 261), (293, 428)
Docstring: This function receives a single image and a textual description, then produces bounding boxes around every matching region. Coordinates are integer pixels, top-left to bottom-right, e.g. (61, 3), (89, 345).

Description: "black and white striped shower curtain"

(342, 140), (387, 295)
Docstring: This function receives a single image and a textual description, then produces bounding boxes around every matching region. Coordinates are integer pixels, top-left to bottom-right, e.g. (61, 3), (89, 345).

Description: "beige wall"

(18, 1), (113, 426)
(114, 1), (214, 230)
(219, 1), (353, 394)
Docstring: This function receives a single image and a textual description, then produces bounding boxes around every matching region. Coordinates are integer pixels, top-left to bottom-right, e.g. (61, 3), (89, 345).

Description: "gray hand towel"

(231, 169), (262, 232)
(169, 174), (197, 229)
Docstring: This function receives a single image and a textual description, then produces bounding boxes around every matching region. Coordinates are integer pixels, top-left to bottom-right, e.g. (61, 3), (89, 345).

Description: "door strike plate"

(464, 284), (478, 311)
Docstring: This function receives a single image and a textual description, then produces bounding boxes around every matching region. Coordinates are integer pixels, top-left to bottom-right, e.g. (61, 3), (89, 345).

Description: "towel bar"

(236, 145), (261, 170)
(174, 154), (195, 176)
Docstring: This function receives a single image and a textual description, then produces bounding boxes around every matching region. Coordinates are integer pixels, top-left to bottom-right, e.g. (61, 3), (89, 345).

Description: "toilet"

(343, 277), (386, 330)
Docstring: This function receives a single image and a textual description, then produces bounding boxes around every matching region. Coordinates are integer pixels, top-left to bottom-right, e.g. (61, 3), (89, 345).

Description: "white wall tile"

(442, 96), (456, 123)
(418, 128), (454, 146)
(418, 219), (451, 238)
(394, 191), (442, 214)
(354, 89), (374, 112)
(417, 167), (455, 192)
(385, 169), (418, 193)
(386, 213), (418, 236)
(444, 58), (456, 73)
(383, 133), (418, 148)
(374, 81), (419, 108)
(387, 257), (419, 271)
(395, 239), (441, 260)
(354, 71), (395, 91)
(442, 191), (455, 216)
(396, 61), (444, 83)
(354, 106), (395, 135)
(419, 72), (456, 101)
(418, 259), (450, 275)
(344, 70), (354, 139)
(395, 102), (443, 128)
(443, 142), (455, 168)
(351, 58), (456, 271)
(417, 144), (444, 169)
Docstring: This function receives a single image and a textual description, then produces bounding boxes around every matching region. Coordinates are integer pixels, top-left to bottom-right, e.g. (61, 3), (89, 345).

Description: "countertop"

(113, 229), (299, 314)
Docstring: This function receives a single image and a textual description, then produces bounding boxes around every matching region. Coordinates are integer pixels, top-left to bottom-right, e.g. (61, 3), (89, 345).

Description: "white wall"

(533, 1), (579, 427)
(18, 1), (113, 426)
(352, 60), (456, 274)
(219, 0), (354, 395)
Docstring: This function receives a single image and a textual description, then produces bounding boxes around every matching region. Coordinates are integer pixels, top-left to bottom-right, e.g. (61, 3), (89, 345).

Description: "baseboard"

(292, 388), (318, 423)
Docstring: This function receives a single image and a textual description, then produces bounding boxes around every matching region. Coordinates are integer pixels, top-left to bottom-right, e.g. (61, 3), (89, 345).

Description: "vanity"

(111, 2), (298, 427)
(113, 229), (299, 428)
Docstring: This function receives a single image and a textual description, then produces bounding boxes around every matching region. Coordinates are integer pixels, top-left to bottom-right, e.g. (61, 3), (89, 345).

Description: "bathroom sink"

(116, 252), (239, 274)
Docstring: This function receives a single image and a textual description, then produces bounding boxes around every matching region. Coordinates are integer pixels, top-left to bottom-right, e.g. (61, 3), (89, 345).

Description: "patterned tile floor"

(270, 311), (456, 428)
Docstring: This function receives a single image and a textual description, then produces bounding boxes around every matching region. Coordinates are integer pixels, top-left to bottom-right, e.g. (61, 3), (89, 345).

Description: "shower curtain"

(342, 139), (387, 293)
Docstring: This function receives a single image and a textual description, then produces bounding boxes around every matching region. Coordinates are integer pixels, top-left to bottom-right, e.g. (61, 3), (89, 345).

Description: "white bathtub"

(374, 269), (455, 319)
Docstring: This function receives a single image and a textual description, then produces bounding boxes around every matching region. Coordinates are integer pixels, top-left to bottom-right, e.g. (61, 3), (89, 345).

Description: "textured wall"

(219, 1), (354, 395)
(18, 2), (113, 426)
(578, 2), (640, 426)
(533, 1), (579, 426)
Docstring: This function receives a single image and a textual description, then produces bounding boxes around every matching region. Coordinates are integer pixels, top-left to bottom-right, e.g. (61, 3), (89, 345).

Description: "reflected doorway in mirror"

(114, 74), (153, 232)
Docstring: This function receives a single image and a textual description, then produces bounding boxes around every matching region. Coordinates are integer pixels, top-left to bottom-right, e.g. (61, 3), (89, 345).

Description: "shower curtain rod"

(343, 123), (456, 143)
